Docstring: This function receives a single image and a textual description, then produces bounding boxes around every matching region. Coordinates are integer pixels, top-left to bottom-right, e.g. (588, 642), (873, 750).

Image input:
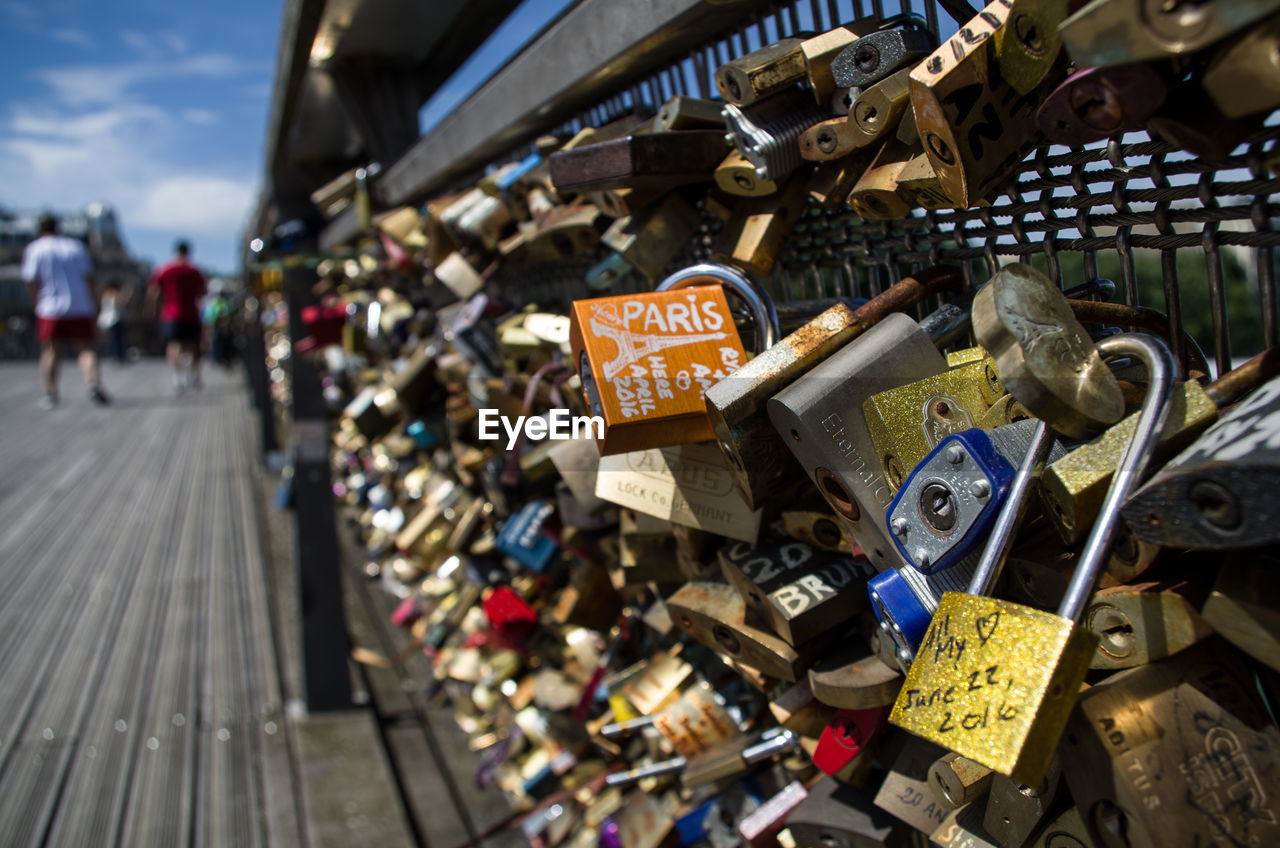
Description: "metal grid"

(491, 0), (1280, 377)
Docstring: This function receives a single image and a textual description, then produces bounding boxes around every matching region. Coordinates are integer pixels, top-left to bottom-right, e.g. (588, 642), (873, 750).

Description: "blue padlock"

(495, 500), (558, 572)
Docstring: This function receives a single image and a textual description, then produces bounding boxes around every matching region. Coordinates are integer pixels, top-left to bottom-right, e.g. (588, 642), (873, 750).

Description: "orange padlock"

(570, 263), (778, 455)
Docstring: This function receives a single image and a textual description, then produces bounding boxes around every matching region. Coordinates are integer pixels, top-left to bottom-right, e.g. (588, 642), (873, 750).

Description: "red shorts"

(36, 316), (96, 344)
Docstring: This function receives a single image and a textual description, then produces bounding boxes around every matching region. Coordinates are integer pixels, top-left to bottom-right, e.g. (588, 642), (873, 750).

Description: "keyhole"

(920, 483), (957, 532)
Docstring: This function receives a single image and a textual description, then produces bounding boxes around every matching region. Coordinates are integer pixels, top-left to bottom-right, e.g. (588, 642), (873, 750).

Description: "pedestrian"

(22, 213), (111, 408)
(202, 283), (233, 368)
(98, 281), (129, 364)
(146, 239), (207, 393)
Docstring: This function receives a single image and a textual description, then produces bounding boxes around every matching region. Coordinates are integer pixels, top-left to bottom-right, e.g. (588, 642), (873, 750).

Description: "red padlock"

(812, 705), (890, 776)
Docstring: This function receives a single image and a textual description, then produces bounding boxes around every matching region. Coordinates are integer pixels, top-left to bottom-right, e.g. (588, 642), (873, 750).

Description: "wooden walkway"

(0, 360), (415, 847)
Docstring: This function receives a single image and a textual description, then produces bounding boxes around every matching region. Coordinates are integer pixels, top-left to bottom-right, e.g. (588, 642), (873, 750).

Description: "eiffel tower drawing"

(588, 304), (729, 380)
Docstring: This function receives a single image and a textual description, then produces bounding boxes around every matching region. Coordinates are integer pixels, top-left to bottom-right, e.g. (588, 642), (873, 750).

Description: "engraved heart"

(974, 610), (1000, 647)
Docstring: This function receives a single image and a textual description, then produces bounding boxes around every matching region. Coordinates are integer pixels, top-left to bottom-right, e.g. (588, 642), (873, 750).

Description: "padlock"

(342, 345), (442, 440)
(1203, 13), (1280, 118)
(599, 191), (702, 281)
(802, 26), (864, 105)
(808, 146), (883, 211)
(992, 0), (1068, 95)
(666, 582), (823, 682)
(911, 0), (1053, 207)
(1036, 64), (1170, 147)
(586, 185), (668, 220)
(894, 152), (956, 211)
(983, 762), (1066, 848)
(1146, 80), (1265, 161)
(810, 628), (903, 707)
(798, 116), (866, 163)
(813, 706), (890, 778)
(1060, 638), (1280, 848)
(781, 509), (853, 553)
(570, 262), (773, 454)
(886, 420), (1067, 575)
(652, 95), (725, 132)
(1200, 555), (1280, 673)
(929, 752), (994, 811)
(973, 264), (1124, 440)
(548, 130), (728, 192)
(768, 312), (950, 571)
(833, 25), (936, 89)
(723, 88), (829, 183)
(872, 735), (952, 835)
(889, 332), (1175, 786)
(788, 777), (900, 848)
(1027, 807), (1090, 848)
(710, 172), (811, 278)
(1122, 366), (1280, 550)
(1084, 573), (1213, 671)
(714, 150), (779, 197)
(847, 139), (916, 220)
(862, 349), (1008, 489)
(718, 535), (875, 647)
(1060, 0), (1280, 67)
(739, 780), (809, 847)
(650, 681), (740, 760)
(709, 266), (963, 510)
(932, 803), (1001, 848)
(849, 67), (915, 150)
(716, 37), (809, 106)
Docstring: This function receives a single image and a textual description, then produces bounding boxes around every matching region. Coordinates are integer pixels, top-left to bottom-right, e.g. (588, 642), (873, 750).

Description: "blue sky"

(0, 0), (572, 274)
(0, 0), (278, 273)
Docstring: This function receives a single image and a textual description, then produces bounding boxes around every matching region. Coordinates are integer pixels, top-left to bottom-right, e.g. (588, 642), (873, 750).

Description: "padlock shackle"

(657, 263), (781, 352)
(1058, 333), (1175, 622)
(966, 419), (1055, 597)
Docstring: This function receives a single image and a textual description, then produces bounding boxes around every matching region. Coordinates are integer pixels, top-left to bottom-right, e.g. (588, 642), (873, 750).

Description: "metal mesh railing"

(487, 0), (1280, 377)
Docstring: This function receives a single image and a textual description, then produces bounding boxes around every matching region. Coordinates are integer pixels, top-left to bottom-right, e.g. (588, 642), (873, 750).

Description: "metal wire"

(500, 0), (1280, 376)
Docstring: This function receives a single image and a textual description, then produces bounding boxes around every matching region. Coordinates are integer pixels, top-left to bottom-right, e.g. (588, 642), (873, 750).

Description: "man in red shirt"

(146, 240), (208, 393)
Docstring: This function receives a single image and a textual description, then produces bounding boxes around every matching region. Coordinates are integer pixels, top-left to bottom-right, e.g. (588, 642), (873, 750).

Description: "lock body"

(1060, 0), (1280, 67)
(833, 27), (936, 89)
(910, 0), (1051, 207)
(570, 285), (746, 455)
(889, 593), (1098, 787)
(716, 37), (808, 106)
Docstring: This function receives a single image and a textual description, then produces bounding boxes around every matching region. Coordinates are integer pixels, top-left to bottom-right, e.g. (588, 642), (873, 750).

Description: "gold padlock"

(910, 0), (1053, 207)
(1085, 573), (1213, 671)
(993, 0), (1068, 94)
(802, 26), (864, 105)
(716, 37), (809, 106)
(889, 333), (1175, 786)
(1203, 13), (1280, 118)
(1061, 0), (1280, 67)
(710, 173), (811, 278)
(847, 139), (916, 221)
(894, 151), (955, 211)
(714, 151), (779, 197)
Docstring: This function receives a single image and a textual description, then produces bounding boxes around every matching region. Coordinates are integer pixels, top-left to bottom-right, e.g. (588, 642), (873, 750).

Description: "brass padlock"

(599, 191), (701, 281)
(652, 95), (725, 132)
(889, 333), (1174, 786)
(716, 37), (809, 106)
(1203, 13), (1280, 118)
(1059, 638), (1280, 848)
(911, 0), (1053, 207)
(973, 264), (1124, 440)
(802, 26), (864, 105)
(711, 264), (963, 511)
(894, 151), (955, 211)
(992, 0), (1068, 95)
(847, 139), (916, 220)
(1122, 366), (1280, 550)
(665, 582), (822, 682)
(872, 735), (952, 835)
(781, 509), (853, 553)
(1201, 555), (1280, 672)
(928, 752), (994, 811)
(1060, 0), (1280, 67)
(710, 173), (811, 278)
(809, 641), (903, 710)
(714, 150), (779, 197)
(849, 67), (915, 150)
(1084, 573), (1213, 671)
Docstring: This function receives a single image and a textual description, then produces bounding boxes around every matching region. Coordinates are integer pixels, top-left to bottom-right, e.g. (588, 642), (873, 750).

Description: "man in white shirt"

(22, 213), (110, 408)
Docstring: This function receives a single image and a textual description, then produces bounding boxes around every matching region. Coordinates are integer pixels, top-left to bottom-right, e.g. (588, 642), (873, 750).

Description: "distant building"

(0, 204), (149, 357)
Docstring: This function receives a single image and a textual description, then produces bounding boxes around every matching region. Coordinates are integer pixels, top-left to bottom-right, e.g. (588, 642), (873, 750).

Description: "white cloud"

(181, 108), (219, 126)
(134, 176), (256, 236)
(49, 28), (93, 48)
(35, 53), (244, 107)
